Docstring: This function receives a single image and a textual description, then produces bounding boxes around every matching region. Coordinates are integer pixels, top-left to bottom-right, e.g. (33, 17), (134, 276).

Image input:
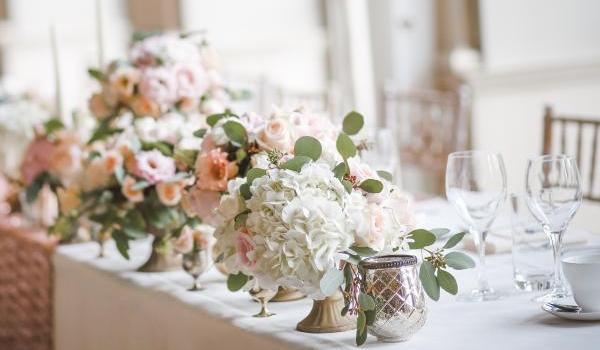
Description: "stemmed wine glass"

(525, 155), (582, 302)
(446, 151), (507, 302)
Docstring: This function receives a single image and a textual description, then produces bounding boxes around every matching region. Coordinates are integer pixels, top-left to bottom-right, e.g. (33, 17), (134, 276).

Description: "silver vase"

(360, 255), (427, 342)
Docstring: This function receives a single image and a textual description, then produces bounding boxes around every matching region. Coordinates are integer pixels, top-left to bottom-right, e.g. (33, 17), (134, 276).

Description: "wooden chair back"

(542, 106), (600, 202)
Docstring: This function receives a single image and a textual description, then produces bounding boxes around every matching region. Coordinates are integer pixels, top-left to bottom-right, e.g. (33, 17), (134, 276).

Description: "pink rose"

(194, 148), (238, 192)
(174, 63), (208, 101)
(20, 138), (55, 185)
(181, 188), (221, 224)
(347, 156), (379, 183)
(237, 228), (257, 268)
(256, 117), (294, 152)
(130, 95), (160, 118)
(138, 67), (178, 108)
(131, 150), (176, 184)
(354, 204), (385, 251)
(156, 181), (184, 206)
(88, 93), (114, 120)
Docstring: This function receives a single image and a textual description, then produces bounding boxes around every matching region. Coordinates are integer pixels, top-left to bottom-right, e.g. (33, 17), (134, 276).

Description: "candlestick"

(50, 23), (63, 120)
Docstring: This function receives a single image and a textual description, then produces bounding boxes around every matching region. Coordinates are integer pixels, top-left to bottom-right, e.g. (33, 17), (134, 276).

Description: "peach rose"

(181, 188), (220, 224)
(121, 175), (144, 203)
(194, 148), (238, 192)
(57, 185), (81, 215)
(49, 136), (83, 184)
(256, 117), (294, 152)
(88, 93), (114, 120)
(102, 151), (123, 173)
(130, 95), (160, 118)
(109, 66), (140, 102)
(156, 181), (184, 206)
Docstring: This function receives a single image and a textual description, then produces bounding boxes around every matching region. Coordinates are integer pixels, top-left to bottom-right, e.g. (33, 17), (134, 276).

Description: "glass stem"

(546, 226), (565, 291)
(473, 228), (491, 292)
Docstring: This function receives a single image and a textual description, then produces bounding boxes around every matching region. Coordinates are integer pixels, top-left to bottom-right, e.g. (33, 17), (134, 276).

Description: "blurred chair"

(383, 84), (471, 195)
(542, 106), (600, 202)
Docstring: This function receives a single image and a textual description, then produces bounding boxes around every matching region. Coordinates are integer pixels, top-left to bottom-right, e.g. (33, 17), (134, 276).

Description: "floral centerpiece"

(212, 111), (475, 340)
(49, 32), (234, 270)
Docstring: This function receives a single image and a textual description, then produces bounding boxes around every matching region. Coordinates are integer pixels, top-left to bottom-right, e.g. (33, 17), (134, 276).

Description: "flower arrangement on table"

(211, 111), (476, 344)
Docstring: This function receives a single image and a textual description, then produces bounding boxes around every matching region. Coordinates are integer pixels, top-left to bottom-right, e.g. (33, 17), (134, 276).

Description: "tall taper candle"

(96, 0), (104, 67)
(50, 24), (63, 120)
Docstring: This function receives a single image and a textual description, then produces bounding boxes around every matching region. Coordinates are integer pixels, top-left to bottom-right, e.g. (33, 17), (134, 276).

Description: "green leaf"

(358, 293), (375, 311)
(356, 310), (368, 346)
(444, 251), (475, 270)
(246, 168), (267, 184)
(88, 124), (124, 145)
(342, 179), (353, 194)
(43, 118), (64, 135)
(87, 68), (105, 81)
(333, 162), (348, 179)
(376, 170), (393, 182)
(443, 231), (467, 249)
(341, 304), (349, 317)
(227, 272), (248, 292)
(437, 269), (458, 295)
(336, 133), (357, 159)
(206, 113), (225, 127)
(235, 148), (247, 162)
(141, 141), (173, 156)
(342, 111), (364, 135)
(124, 210), (146, 230)
(294, 136), (322, 161)
(350, 245), (378, 257)
(131, 181), (150, 191)
(419, 261), (439, 301)
(112, 231), (130, 260)
(123, 226), (146, 239)
(365, 309), (375, 326)
(320, 268), (344, 296)
(223, 120), (247, 146)
(408, 229), (437, 249)
(239, 183), (252, 200)
(114, 166), (125, 184)
(25, 173), (47, 203)
(174, 149), (198, 169)
(359, 179), (383, 193)
(280, 156), (312, 172)
(193, 128), (207, 138)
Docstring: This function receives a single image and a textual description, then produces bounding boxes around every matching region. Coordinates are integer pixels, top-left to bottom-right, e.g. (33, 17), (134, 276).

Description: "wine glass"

(182, 249), (209, 291)
(446, 150), (507, 302)
(525, 154), (582, 302)
(249, 287), (277, 317)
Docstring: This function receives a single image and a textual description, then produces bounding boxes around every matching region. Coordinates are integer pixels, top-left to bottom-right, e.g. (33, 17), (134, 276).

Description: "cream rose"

(256, 117), (294, 152)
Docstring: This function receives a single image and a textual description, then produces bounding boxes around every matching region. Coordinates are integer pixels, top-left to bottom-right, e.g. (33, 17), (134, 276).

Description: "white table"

(53, 201), (600, 350)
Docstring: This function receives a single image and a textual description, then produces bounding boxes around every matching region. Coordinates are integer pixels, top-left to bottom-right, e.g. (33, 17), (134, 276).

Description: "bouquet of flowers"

(212, 111), (475, 344)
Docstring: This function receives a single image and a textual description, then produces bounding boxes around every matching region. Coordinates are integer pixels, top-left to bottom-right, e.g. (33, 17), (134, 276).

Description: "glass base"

(533, 287), (571, 303)
(514, 276), (552, 292)
(457, 288), (506, 302)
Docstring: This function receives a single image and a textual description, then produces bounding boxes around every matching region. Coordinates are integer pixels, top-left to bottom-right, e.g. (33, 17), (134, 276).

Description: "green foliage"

(174, 149), (198, 169)
(407, 229), (437, 249)
(112, 230), (130, 260)
(336, 133), (357, 159)
(88, 120), (123, 145)
(246, 168), (267, 184)
(350, 245), (378, 257)
(333, 162), (348, 179)
(193, 128), (207, 138)
(223, 120), (247, 146)
(227, 272), (248, 292)
(342, 179), (353, 194)
(239, 183), (252, 200)
(141, 140), (173, 156)
(342, 111), (364, 135)
(444, 251), (475, 270)
(437, 269), (458, 295)
(359, 179), (383, 193)
(280, 156), (312, 172)
(87, 68), (106, 81)
(43, 118), (64, 135)
(358, 293), (375, 311)
(376, 170), (393, 182)
(443, 232), (467, 249)
(294, 136), (322, 161)
(420, 261), (440, 301)
(356, 310), (368, 346)
(319, 268), (345, 297)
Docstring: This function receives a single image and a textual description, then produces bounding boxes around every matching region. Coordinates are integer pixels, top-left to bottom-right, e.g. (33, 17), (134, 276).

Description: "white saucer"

(542, 303), (600, 321)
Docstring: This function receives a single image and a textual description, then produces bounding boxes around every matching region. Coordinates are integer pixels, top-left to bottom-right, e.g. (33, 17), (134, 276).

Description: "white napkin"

(462, 228), (590, 255)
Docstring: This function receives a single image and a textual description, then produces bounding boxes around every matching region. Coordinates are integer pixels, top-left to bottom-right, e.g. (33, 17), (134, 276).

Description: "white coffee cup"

(562, 254), (600, 312)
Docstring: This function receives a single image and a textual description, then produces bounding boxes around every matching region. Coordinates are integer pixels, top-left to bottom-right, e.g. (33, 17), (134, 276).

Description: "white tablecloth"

(53, 201), (600, 350)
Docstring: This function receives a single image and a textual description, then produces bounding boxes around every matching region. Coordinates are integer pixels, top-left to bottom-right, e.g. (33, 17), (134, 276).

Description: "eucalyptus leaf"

(174, 149), (198, 169)
(25, 173), (47, 203)
(88, 124), (123, 145)
(419, 261), (440, 301)
(356, 310), (368, 346)
(246, 168), (267, 184)
(342, 111), (364, 135)
(358, 293), (375, 311)
(193, 128), (207, 138)
(239, 183), (252, 200)
(206, 113), (225, 127)
(280, 156), (312, 172)
(236, 148), (247, 162)
(443, 231), (467, 249)
(223, 120), (247, 146)
(376, 170), (393, 182)
(444, 251), (475, 270)
(123, 227), (146, 239)
(141, 141), (173, 156)
(336, 133), (357, 159)
(341, 304), (350, 317)
(112, 231), (130, 260)
(227, 272), (248, 292)
(294, 136), (322, 161)
(43, 118), (64, 135)
(320, 268), (344, 296)
(131, 181), (150, 191)
(365, 309), (375, 326)
(342, 179), (353, 194)
(437, 269), (458, 295)
(408, 229), (437, 249)
(359, 179), (383, 193)
(87, 68), (105, 81)
(333, 162), (348, 179)
(350, 245), (378, 257)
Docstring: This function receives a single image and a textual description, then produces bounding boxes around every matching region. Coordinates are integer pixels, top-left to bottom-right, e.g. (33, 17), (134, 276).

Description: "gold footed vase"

(296, 290), (356, 333)
(272, 287), (305, 302)
(138, 237), (182, 272)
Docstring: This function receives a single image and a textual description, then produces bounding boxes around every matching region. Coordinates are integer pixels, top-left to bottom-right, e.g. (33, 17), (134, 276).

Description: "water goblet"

(525, 154), (582, 302)
(249, 288), (277, 317)
(182, 249), (209, 291)
(446, 150), (507, 302)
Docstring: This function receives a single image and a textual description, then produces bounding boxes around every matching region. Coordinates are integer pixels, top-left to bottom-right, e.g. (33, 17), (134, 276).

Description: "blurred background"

(0, 0), (598, 230)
